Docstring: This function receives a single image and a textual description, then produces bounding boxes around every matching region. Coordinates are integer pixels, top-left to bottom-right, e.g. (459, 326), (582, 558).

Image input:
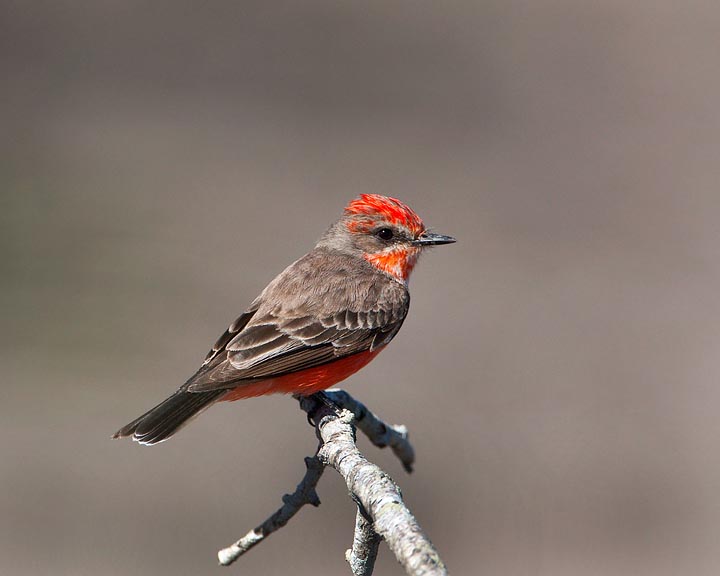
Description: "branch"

(346, 506), (381, 576)
(217, 455), (323, 566)
(308, 399), (447, 576)
(324, 389), (415, 473)
(218, 390), (446, 575)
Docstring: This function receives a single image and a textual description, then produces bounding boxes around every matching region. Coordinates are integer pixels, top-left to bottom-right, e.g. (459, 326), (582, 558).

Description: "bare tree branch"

(217, 455), (324, 566)
(324, 389), (415, 473)
(309, 400), (447, 576)
(218, 391), (447, 575)
(346, 506), (381, 576)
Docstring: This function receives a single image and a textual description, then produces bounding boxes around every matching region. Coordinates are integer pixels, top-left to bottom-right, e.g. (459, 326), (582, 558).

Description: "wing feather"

(185, 249), (410, 393)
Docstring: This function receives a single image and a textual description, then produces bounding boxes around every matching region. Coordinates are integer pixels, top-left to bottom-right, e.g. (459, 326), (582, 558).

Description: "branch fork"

(217, 389), (446, 576)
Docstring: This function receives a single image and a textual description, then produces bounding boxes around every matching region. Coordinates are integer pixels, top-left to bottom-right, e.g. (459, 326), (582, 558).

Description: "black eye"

(375, 227), (394, 241)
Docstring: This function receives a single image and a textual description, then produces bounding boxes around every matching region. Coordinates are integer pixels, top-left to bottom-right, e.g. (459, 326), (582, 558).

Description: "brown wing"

(186, 309), (405, 392)
(185, 249), (410, 393)
(113, 249), (409, 445)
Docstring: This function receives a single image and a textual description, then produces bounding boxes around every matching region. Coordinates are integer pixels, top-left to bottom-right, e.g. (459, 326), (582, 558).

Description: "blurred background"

(2, 1), (720, 574)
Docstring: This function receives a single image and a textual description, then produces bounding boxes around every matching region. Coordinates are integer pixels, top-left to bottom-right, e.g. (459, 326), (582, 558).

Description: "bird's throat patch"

(364, 247), (420, 283)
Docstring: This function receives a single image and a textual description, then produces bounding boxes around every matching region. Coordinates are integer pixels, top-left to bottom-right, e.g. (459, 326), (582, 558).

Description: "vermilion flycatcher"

(113, 194), (455, 445)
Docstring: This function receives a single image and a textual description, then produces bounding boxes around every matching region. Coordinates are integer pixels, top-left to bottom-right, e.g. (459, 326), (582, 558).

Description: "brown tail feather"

(112, 390), (226, 445)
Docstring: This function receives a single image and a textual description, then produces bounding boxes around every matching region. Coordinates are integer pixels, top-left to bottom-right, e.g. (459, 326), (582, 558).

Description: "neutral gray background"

(3, 1), (719, 575)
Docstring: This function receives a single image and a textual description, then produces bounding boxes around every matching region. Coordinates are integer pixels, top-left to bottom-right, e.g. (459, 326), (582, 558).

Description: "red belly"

(221, 348), (382, 402)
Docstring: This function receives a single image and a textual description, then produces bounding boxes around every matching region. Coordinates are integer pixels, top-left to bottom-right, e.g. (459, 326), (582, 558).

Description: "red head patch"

(344, 194), (425, 236)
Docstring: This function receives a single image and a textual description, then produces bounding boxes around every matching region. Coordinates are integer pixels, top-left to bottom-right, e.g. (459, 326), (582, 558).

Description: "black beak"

(412, 232), (457, 246)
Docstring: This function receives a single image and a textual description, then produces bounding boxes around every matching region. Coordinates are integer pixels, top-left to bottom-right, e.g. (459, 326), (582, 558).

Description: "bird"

(113, 194), (455, 445)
